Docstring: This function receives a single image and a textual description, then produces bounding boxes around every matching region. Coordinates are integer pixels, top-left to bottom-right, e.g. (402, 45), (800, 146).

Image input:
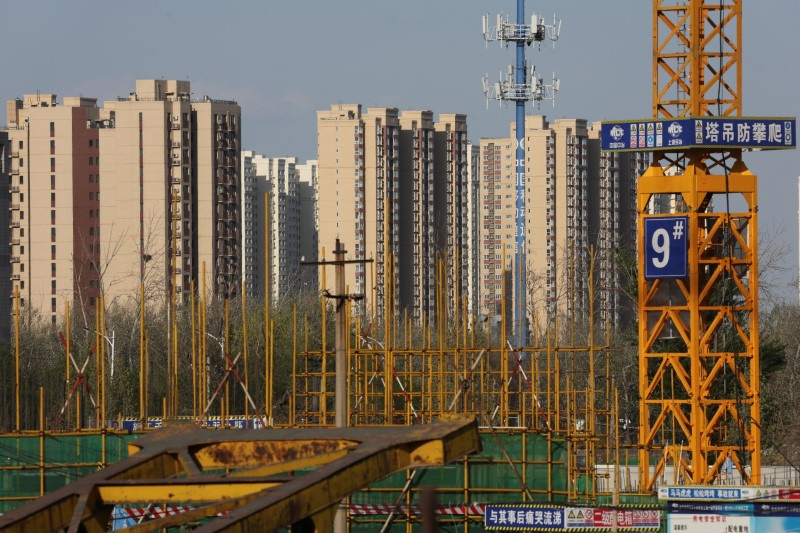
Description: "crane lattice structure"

(630, 0), (793, 490)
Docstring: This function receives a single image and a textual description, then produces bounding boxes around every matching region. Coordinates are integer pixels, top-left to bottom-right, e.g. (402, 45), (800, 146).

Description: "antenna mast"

(483, 2), (560, 346)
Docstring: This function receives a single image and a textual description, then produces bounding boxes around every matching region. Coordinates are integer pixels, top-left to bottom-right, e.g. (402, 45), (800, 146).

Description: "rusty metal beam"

(0, 417), (480, 533)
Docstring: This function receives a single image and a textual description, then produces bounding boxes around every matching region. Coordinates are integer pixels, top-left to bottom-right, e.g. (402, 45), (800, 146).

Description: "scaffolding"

(0, 244), (638, 528)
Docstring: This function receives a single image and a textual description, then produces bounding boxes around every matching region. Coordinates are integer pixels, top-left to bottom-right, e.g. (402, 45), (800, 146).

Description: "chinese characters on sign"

(600, 117), (796, 152)
(483, 505), (660, 530)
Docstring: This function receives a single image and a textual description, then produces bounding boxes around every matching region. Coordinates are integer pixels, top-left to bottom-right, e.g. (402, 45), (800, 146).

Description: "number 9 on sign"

(644, 216), (688, 279)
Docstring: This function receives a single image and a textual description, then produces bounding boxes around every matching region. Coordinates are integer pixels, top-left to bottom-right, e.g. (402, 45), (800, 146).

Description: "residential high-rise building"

(0, 131), (10, 340)
(241, 151), (258, 297)
(316, 105), (401, 321)
(240, 152), (303, 302)
(99, 79), (241, 307)
(296, 159), (318, 291)
(317, 105), (470, 326)
(588, 122), (648, 327)
(479, 116), (642, 330)
(398, 110), (435, 322)
(4, 94), (102, 322)
(465, 140), (481, 320)
(434, 114), (469, 324)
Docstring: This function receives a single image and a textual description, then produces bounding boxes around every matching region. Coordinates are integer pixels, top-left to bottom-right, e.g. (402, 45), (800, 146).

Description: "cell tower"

(482, 2), (560, 347)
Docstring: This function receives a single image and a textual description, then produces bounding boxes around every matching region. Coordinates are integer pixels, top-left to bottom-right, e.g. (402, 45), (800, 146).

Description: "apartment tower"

(5, 94), (102, 322)
(478, 116), (641, 330)
(99, 80), (241, 307)
(316, 105), (401, 321)
(398, 110), (435, 322)
(434, 114), (469, 325)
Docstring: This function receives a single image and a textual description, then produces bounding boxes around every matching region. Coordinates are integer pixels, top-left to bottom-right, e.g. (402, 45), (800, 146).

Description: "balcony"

(170, 122), (181, 130)
(9, 185), (19, 193)
(10, 238), (19, 245)
(11, 273), (19, 281)
(9, 151), (19, 158)
(10, 221), (19, 228)
(10, 167), (19, 175)
(10, 256), (19, 263)
(10, 204), (19, 210)
(171, 177), (181, 184)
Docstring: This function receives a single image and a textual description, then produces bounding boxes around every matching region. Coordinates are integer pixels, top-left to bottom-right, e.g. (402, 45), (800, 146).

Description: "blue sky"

(4, 0), (799, 300)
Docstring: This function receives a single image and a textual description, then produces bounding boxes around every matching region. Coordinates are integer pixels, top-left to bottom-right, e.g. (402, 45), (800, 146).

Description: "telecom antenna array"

(482, 2), (560, 347)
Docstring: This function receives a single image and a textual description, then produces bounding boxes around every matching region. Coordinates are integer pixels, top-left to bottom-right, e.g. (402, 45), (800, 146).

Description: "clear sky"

(4, 0), (798, 301)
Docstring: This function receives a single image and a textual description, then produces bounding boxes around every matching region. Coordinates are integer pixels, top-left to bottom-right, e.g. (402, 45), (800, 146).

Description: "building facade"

(478, 116), (642, 330)
(317, 104), (469, 326)
(240, 152), (306, 303)
(316, 105), (402, 321)
(398, 110), (435, 322)
(296, 159), (318, 291)
(99, 79), (241, 308)
(2, 80), (241, 321)
(465, 140), (481, 321)
(4, 94), (102, 322)
(0, 131), (10, 340)
(434, 114), (469, 326)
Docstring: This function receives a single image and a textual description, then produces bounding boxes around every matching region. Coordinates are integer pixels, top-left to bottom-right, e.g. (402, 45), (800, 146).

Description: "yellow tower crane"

(602, 0), (795, 491)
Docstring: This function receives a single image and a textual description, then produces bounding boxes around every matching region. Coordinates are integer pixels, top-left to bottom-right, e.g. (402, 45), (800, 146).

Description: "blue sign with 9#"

(644, 216), (688, 279)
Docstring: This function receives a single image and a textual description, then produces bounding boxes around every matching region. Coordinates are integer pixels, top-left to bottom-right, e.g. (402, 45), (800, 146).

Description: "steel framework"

(0, 418), (480, 532)
(638, 0), (759, 490)
(653, 0), (741, 118)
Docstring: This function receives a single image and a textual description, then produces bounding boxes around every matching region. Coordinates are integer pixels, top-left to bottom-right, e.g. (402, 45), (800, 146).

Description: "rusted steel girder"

(0, 417), (480, 532)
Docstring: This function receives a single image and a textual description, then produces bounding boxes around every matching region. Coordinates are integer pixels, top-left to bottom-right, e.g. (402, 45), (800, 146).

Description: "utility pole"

(301, 238), (371, 532)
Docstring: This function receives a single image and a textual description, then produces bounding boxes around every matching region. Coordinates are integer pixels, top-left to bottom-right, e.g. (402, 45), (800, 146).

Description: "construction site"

(0, 0), (797, 532)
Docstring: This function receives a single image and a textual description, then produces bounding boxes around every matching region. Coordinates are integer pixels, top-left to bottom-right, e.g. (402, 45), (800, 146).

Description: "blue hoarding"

(601, 117), (795, 152)
(644, 216), (688, 280)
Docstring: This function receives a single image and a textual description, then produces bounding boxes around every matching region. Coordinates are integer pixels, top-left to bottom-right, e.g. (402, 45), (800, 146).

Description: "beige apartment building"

(5, 94), (102, 322)
(317, 104), (469, 325)
(398, 110), (435, 321)
(478, 116), (642, 329)
(3, 80), (241, 322)
(99, 80), (241, 308)
(316, 105), (401, 320)
(0, 132), (12, 337)
(434, 114), (469, 325)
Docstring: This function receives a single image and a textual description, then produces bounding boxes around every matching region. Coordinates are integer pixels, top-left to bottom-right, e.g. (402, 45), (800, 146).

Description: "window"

(89, 156), (93, 165)
(89, 139), (93, 147)
(18, 140), (23, 149)
(51, 228), (55, 241)
(51, 175), (55, 189)
(89, 192), (94, 200)
(50, 140), (55, 154)
(50, 158), (55, 172)
(89, 175), (93, 183)
(49, 122), (55, 136)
